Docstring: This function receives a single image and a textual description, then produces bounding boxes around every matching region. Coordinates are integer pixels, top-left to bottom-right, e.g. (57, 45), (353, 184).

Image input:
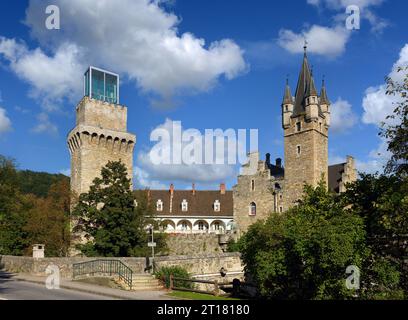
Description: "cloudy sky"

(0, 0), (407, 190)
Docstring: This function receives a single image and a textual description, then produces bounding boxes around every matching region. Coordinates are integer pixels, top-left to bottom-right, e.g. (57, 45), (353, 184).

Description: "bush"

(155, 266), (193, 289)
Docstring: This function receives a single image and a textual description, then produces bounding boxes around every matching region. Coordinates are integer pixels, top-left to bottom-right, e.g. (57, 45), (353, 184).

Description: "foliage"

(380, 66), (408, 177)
(23, 179), (71, 257)
(72, 160), (167, 257)
(342, 174), (408, 298)
(155, 266), (193, 289)
(0, 155), (70, 256)
(16, 170), (69, 198)
(239, 182), (368, 299)
(226, 238), (241, 253)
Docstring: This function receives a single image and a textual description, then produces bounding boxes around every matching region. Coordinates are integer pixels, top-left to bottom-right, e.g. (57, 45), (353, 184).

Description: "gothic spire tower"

(282, 47), (331, 207)
(67, 67), (136, 197)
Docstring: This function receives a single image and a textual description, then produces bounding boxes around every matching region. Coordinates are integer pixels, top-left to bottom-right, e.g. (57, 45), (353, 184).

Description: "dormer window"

(181, 199), (188, 212)
(214, 200), (221, 212)
(156, 199), (163, 212)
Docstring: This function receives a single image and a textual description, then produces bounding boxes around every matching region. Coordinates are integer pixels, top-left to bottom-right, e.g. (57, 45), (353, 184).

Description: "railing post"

(213, 280), (219, 296)
(169, 274), (174, 290)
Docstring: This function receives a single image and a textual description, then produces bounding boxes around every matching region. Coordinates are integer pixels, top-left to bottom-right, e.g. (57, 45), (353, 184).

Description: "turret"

(319, 79), (331, 127)
(282, 79), (293, 129)
(305, 69), (319, 121)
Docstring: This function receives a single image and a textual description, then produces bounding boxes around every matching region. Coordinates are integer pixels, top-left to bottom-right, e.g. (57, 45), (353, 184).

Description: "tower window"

(249, 202), (256, 216)
(279, 206), (283, 213)
(297, 145), (301, 155)
(251, 179), (255, 191)
(296, 122), (301, 132)
(319, 122), (322, 131)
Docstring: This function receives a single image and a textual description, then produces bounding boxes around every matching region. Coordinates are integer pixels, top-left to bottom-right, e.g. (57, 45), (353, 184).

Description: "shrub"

(155, 266), (193, 289)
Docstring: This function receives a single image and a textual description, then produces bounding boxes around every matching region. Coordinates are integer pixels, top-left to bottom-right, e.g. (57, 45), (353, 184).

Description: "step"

(131, 285), (165, 291)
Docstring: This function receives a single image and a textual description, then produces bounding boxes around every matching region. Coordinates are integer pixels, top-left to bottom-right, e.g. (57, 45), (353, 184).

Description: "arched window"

(213, 222), (220, 230)
(249, 202), (256, 216)
(156, 199), (163, 211)
(214, 200), (221, 212)
(181, 199), (188, 212)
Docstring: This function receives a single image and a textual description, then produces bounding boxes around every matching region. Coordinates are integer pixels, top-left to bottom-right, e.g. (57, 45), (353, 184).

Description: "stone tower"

(67, 67), (136, 197)
(282, 47), (330, 207)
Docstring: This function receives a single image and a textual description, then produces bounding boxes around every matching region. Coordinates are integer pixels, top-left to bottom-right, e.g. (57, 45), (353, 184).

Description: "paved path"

(0, 271), (175, 300)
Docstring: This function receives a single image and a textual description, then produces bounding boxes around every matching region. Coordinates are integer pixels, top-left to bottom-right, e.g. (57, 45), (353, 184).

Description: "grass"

(167, 290), (240, 300)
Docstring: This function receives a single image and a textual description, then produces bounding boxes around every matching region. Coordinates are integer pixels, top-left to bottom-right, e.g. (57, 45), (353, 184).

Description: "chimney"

(220, 183), (226, 195)
(169, 183), (174, 195)
(192, 183), (196, 196)
(265, 153), (271, 165)
(276, 158), (282, 168)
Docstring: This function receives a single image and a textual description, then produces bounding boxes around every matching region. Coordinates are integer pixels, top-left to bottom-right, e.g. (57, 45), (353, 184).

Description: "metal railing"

(73, 259), (133, 290)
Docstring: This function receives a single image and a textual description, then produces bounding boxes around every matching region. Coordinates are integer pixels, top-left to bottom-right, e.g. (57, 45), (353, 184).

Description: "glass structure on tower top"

(84, 66), (119, 104)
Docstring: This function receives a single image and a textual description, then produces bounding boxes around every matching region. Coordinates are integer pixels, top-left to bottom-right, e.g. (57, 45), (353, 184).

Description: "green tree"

(72, 160), (166, 257)
(0, 156), (30, 255)
(24, 180), (71, 257)
(380, 66), (408, 177)
(239, 182), (367, 299)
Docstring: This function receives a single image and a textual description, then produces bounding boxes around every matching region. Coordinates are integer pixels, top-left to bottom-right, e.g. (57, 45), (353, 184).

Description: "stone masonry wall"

(0, 253), (243, 281)
(283, 116), (328, 208)
(233, 157), (284, 234)
(165, 233), (225, 256)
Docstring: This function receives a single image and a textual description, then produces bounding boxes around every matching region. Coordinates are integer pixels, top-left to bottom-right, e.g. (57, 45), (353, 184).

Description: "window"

(84, 67), (119, 104)
(319, 122), (322, 131)
(285, 106), (288, 112)
(279, 206), (283, 213)
(181, 222), (188, 230)
(251, 180), (255, 191)
(297, 145), (301, 155)
(296, 122), (301, 132)
(181, 199), (188, 212)
(214, 200), (221, 212)
(249, 202), (256, 216)
(213, 222), (220, 230)
(198, 221), (205, 230)
(156, 199), (163, 212)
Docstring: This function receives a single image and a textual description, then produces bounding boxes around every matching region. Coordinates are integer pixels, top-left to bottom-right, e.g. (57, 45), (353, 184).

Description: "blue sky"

(0, 0), (407, 190)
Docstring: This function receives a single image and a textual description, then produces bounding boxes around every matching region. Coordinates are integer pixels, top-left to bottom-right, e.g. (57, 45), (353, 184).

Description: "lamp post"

(147, 225), (156, 273)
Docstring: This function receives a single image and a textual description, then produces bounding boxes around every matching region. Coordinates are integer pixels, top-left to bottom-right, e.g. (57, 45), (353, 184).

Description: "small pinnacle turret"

(282, 78), (293, 105)
(320, 78), (330, 105)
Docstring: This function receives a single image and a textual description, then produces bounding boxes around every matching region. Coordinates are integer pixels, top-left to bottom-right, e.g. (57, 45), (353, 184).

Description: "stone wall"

(283, 115), (328, 208)
(165, 233), (226, 256)
(233, 153), (284, 234)
(0, 253), (243, 281)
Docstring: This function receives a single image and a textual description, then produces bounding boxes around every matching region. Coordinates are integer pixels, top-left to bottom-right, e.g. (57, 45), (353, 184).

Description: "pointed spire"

(293, 42), (316, 115)
(320, 77), (330, 105)
(282, 77), (293, 105)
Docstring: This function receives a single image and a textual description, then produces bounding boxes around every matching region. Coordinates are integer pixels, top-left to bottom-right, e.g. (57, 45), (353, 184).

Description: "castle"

(67, 50), (356, 237)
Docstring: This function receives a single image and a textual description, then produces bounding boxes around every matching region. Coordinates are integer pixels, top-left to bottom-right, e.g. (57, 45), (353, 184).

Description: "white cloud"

(307, 0), (387, 33)
(362, 44), (408, 126)
(135, 119), (237, 186)
(278, 25), (350, 57)
(0, 38), (83, 111)
(355, 138), (391, 173)
(31, 113), (58, 136)
(0, 107), (12, 134)
(330, 98), (358, 133)
(134, 166), (167, 189)
(20, 0), (247, 104)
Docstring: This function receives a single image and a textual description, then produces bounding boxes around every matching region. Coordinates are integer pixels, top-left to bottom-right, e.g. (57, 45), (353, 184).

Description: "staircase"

(130, 273), (163, 291)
